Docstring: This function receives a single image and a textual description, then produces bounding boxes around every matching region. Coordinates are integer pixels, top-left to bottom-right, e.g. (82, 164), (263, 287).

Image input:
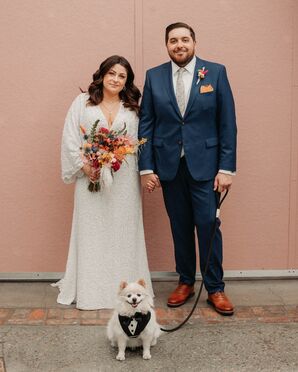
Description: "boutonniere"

(196, 67), (208, 85)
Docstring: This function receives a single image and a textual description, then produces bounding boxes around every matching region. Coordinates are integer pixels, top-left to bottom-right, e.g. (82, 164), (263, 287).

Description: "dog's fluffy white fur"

(107, 279), (161, 360)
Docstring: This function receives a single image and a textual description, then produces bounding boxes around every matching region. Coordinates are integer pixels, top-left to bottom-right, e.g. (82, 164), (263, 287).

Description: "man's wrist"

(140, 170), (154, 176)
(218, 169), (236, 176)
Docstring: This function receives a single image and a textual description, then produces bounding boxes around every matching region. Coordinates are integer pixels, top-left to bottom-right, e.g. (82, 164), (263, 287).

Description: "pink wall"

(0, 0), (297, 273)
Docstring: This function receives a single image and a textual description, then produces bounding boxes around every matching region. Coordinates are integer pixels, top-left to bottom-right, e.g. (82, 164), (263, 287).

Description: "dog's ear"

(137, 279), (146, 287)
(119, 281), (128, 291)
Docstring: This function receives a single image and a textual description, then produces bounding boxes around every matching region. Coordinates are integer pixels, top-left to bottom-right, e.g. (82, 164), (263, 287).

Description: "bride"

(52, 55), (153, 310)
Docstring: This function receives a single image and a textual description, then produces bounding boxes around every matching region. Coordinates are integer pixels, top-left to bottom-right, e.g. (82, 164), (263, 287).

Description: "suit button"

(178, 140), (182, 145)
(182, 121), (184, 125)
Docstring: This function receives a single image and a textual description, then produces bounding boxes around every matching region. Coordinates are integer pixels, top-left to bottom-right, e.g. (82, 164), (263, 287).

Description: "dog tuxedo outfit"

(118, 312), (151, 338)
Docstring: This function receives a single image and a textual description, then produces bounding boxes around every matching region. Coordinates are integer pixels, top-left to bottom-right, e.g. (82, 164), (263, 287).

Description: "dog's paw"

(116, 353), (125, 361)
(143, 352), (151, 360)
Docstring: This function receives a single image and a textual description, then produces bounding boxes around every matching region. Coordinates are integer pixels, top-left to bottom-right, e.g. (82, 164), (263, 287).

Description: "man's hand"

(141, 174), (161, 193)
(213, 173), (233, 193)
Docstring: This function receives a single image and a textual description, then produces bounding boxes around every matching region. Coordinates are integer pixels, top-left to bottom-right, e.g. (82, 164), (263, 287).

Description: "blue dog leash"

(160, 190), (229, 332)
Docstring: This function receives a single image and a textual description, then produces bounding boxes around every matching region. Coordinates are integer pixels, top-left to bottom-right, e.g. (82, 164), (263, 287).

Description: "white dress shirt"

(172, 56), (196, 112)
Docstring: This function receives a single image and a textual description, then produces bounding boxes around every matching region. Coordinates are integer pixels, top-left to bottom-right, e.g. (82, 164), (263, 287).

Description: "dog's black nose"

(132, 298), (137, 303)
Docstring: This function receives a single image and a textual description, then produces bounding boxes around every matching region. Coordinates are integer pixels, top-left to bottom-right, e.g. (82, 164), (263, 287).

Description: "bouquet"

(80, 120), (147, 192)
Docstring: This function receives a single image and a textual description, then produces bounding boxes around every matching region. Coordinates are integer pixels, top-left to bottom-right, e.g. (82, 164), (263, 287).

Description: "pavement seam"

(268, 285), (285, 305)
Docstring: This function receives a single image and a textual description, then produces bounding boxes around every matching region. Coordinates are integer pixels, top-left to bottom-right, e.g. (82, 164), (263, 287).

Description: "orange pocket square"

(200, 84), (214, 93)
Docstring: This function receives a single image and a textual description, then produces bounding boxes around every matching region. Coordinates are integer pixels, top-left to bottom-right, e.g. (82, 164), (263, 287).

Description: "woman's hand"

(82, 164), (99, 182)
(141, 173), (160, 193)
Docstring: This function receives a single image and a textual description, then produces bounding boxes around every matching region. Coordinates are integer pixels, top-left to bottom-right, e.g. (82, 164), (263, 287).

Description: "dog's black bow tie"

(118, 311), (151, 338)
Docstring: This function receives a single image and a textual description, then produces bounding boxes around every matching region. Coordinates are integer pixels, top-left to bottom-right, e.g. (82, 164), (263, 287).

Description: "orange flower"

(80, 125), (86, 134)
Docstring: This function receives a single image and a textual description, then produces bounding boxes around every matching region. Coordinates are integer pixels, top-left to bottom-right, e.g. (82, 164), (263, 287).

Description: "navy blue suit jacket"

(138, 57), (237, 181)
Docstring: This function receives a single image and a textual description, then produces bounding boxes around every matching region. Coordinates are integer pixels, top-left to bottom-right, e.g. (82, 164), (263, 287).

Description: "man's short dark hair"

(165, 22), (196, 44)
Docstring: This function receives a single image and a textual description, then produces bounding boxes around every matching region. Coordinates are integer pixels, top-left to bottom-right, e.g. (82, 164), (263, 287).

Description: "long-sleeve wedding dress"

(52, 93), (153, 309)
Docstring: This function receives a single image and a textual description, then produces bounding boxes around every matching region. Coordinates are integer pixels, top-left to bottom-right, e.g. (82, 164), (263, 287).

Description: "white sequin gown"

(52, 93), (153, 309)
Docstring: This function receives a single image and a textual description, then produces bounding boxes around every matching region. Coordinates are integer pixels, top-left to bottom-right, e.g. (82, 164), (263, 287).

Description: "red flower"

(112, 161), (121, 172)
(99, 127), (110, 134)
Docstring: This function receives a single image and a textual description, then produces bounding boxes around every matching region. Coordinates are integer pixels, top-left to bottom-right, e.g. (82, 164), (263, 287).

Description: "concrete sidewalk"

(0, 279), (297, 371)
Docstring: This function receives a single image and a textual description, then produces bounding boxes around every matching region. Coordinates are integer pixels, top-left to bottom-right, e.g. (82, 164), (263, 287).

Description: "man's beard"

(171, 51), (195, 67)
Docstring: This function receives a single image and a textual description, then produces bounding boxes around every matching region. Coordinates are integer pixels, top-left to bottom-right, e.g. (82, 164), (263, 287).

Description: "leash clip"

(216, 208), (220, 218)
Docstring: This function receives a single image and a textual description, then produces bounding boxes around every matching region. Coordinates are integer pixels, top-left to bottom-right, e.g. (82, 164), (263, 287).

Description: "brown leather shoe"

(207, 292), (234, 316)
(167, 283), (195, 307)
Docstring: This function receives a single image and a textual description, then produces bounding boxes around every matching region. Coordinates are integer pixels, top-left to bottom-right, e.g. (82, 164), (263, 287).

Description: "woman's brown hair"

(87, 55), (141, 113)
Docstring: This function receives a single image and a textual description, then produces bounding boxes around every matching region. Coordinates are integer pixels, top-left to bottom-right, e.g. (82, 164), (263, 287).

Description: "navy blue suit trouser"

(160, 157), (225, 294)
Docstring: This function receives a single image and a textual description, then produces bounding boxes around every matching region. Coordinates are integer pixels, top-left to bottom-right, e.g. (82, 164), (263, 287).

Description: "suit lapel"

(184, 57), (204, 118)
(163, 62), (183, 118)
(163, 57), (206, 118)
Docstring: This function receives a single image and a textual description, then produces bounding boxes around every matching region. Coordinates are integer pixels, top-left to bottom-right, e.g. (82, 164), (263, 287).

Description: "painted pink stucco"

(0, 0), (297, 273)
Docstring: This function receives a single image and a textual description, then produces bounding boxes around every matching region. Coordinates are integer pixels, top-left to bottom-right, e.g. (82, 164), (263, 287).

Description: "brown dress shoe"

(207, 292), (234, 316)
(167, 283), (195, 307)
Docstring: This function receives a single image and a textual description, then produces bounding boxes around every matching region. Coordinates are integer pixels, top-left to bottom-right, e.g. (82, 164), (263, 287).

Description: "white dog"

(107, 279), (161, 361)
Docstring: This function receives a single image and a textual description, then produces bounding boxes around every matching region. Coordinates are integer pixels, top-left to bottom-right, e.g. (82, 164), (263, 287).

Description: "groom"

(138, 22), (237, 315)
